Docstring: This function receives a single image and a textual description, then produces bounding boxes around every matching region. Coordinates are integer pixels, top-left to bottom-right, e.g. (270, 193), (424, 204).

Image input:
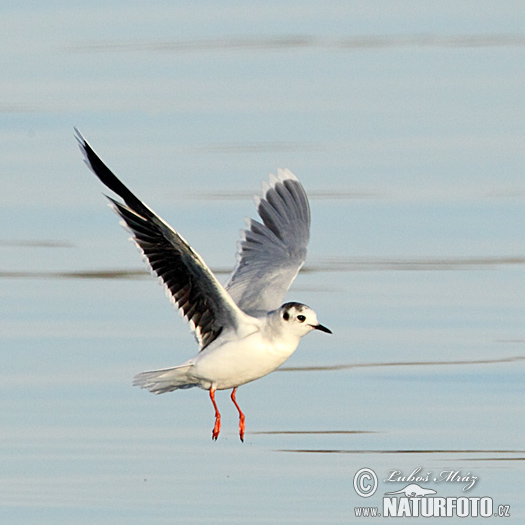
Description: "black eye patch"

(283, 312), (290, 321)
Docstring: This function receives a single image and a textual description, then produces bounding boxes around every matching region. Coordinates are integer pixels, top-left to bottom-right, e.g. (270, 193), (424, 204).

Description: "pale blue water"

(1, 2), (524, 523)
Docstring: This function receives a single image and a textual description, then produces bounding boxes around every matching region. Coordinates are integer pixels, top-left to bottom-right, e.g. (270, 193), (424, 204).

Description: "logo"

(353, 468), (378, 498)
(384, 483), (436, 497)
(352, 467), (511, 519)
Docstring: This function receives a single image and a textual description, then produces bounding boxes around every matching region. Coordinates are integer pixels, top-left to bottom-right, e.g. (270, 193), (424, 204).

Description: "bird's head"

(279, 302), (332, 337)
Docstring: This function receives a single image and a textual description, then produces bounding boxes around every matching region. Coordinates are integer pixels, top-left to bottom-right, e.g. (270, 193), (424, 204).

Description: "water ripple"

(0, 240), (74, 248)
(305, 256), (525, 272)
(2, 256), (523, 280)
(277, 448), (525, 458)
(278, 355), (525, 373)
(68, 34), (525, 54)
(186, 189), (378, 200)
(251, 430), (376, 436)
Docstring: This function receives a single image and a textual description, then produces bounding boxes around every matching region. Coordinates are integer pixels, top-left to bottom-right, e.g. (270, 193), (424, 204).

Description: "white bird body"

(191, 317), (295, 391)
(141, 304), (322, 392)
(76, 129), (331, 441)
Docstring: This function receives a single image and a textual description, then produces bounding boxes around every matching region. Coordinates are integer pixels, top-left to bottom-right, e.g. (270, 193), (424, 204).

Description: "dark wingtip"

(74, 129), (149, 218)
(74, 127), (86, 148)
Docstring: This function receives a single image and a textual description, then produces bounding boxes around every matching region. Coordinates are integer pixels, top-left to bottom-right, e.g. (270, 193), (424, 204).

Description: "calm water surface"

(1, 2), (524, 523)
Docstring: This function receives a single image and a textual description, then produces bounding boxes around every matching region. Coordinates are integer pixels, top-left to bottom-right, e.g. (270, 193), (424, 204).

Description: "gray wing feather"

(225, 169), (310, 314)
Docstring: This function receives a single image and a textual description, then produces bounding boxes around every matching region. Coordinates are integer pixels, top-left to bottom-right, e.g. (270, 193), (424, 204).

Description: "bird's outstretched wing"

(75, 129), (249, 350)
(225, 169), (310, 314)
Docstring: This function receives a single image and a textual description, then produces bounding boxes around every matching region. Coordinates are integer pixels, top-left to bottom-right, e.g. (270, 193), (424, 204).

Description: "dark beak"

(313, 324), (332, 334)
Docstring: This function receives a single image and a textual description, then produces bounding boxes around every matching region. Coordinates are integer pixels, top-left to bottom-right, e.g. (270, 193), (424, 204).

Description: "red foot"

(238, 413), (245, 442)
(212, 414), (221, 441)
(209, 388), (221, 441)
(231, 388), (246, 442)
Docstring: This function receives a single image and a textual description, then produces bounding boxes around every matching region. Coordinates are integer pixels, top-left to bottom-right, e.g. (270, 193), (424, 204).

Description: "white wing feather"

(225, 169), (310, 314)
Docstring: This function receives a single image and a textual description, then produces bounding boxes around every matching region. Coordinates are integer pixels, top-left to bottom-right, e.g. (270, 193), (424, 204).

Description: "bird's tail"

(133, 363), (197, 394)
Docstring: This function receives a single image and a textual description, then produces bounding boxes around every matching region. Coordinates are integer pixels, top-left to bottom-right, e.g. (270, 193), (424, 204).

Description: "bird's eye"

(283, 312), (290, 321)
(297, 315), (306, 322)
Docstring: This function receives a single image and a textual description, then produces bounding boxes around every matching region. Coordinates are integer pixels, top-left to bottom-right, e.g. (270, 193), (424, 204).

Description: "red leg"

(231, 387), (245, 442)
(209, 388), (221, 441)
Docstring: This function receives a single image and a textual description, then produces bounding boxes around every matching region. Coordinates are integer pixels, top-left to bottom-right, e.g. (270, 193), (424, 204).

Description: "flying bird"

(76, 129), (331, 441)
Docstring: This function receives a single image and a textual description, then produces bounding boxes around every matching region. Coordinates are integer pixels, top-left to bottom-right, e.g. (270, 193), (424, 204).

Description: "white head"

(278, 302), (332, 337)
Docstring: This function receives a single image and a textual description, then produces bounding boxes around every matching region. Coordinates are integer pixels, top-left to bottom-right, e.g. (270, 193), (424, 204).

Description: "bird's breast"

(190, 329), (299, 390)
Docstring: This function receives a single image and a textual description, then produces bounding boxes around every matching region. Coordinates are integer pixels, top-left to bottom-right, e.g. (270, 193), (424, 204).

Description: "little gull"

(75, 129), (331, 441)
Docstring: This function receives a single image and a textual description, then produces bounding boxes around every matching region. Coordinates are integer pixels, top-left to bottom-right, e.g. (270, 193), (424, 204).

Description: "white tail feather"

(133, 364), (196, 394)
